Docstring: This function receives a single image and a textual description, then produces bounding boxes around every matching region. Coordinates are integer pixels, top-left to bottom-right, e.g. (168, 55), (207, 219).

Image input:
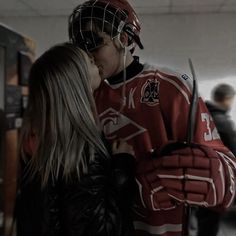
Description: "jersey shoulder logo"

(181, 74), (190, 80)
(140, 79), (160, 106)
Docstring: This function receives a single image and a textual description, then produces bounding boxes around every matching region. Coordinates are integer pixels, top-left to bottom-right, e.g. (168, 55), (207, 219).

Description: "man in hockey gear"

(69, 1), (236, 235)
(136, 143), (235, 210)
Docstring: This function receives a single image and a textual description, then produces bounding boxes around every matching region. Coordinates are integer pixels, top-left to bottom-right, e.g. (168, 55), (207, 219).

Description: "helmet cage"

(69, 2), (128, 52)
(69, 0), (143, 52)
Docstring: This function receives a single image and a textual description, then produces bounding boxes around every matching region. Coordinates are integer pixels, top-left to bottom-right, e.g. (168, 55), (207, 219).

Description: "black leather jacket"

(206, 101), (236, 156)
(16, 153), (135, 236)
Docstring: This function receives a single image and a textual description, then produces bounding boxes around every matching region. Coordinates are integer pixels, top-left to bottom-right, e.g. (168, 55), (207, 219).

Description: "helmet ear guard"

(117, 29), (137, 52)
(123, 24), (143, 49)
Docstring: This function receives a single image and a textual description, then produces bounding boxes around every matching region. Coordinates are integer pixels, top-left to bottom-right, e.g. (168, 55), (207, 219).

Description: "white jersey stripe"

(157, 72), (190, 105)
(143, 63), (193, 92)
(134, 221), (182, 235)
(104, 71), (156, 89)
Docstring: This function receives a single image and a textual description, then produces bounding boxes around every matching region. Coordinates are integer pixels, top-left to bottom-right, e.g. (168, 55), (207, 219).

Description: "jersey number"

(201, 113), (220, 141)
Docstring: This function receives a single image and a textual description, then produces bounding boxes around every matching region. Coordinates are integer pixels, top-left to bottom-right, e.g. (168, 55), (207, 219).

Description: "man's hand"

(156, 144), (225, 207)
(135, 168), (177, 211)
(136, 143), (227, 211)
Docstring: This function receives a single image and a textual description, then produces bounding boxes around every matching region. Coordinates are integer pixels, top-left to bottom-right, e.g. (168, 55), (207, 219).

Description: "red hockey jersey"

(94, 63), (236, 236)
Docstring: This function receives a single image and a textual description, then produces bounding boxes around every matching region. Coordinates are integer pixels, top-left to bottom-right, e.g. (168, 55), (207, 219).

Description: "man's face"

(84, 32), (124, 80)
(223, 96), (235, 111)
(82, 51), (101, 91)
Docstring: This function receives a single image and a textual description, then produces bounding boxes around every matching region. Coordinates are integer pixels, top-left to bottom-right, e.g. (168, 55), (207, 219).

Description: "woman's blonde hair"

(20, 43), (108, 186)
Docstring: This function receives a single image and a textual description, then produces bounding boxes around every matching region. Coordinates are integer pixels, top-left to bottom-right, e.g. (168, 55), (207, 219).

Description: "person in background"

(16, 43), (136, 236)
(197, 83), (236, 236)
(206, 83), (236, 156)
(68, 1), (236, 235)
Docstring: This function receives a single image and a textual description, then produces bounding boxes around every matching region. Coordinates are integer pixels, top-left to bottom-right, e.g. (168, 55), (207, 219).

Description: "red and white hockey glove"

(136, 157), (179, 211)
(157, 144), (227, 207)
(136, 143), (236, 211)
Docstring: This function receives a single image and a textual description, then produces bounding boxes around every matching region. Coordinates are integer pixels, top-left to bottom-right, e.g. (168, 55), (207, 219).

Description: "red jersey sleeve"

(158, 68), (236, 209)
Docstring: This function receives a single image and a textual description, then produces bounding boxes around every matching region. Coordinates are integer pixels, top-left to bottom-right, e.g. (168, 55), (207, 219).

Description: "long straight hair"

(20, 43), (109, 186)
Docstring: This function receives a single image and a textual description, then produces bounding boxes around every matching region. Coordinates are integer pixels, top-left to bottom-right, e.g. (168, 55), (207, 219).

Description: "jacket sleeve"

(213, 114), (236, 156)
(59, 154), (135, 236)
(159, 73), (236, 210)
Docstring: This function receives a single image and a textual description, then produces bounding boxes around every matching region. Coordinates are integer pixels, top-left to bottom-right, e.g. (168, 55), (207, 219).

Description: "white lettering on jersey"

(99, 108), (146, 140)
(201, 113), (220, 141)
(128, 87), (136, 109)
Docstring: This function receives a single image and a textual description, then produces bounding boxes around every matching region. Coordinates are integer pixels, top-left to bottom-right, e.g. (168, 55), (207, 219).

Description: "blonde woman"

(16, 43), (135, 236)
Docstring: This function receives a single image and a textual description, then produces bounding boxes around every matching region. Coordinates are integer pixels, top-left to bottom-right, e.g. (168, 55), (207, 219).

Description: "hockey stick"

(159, 59), (199, 236)
(182, 58), (199, 236)
(187, 58), (198, 144)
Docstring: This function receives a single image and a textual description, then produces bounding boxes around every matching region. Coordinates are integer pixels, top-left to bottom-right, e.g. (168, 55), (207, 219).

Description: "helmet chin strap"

(117, 33), (128, 113)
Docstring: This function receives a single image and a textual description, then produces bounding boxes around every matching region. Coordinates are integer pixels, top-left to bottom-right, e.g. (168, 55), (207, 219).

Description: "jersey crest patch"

(140, 79), (160, 106)
(99, 108), (146, 140)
